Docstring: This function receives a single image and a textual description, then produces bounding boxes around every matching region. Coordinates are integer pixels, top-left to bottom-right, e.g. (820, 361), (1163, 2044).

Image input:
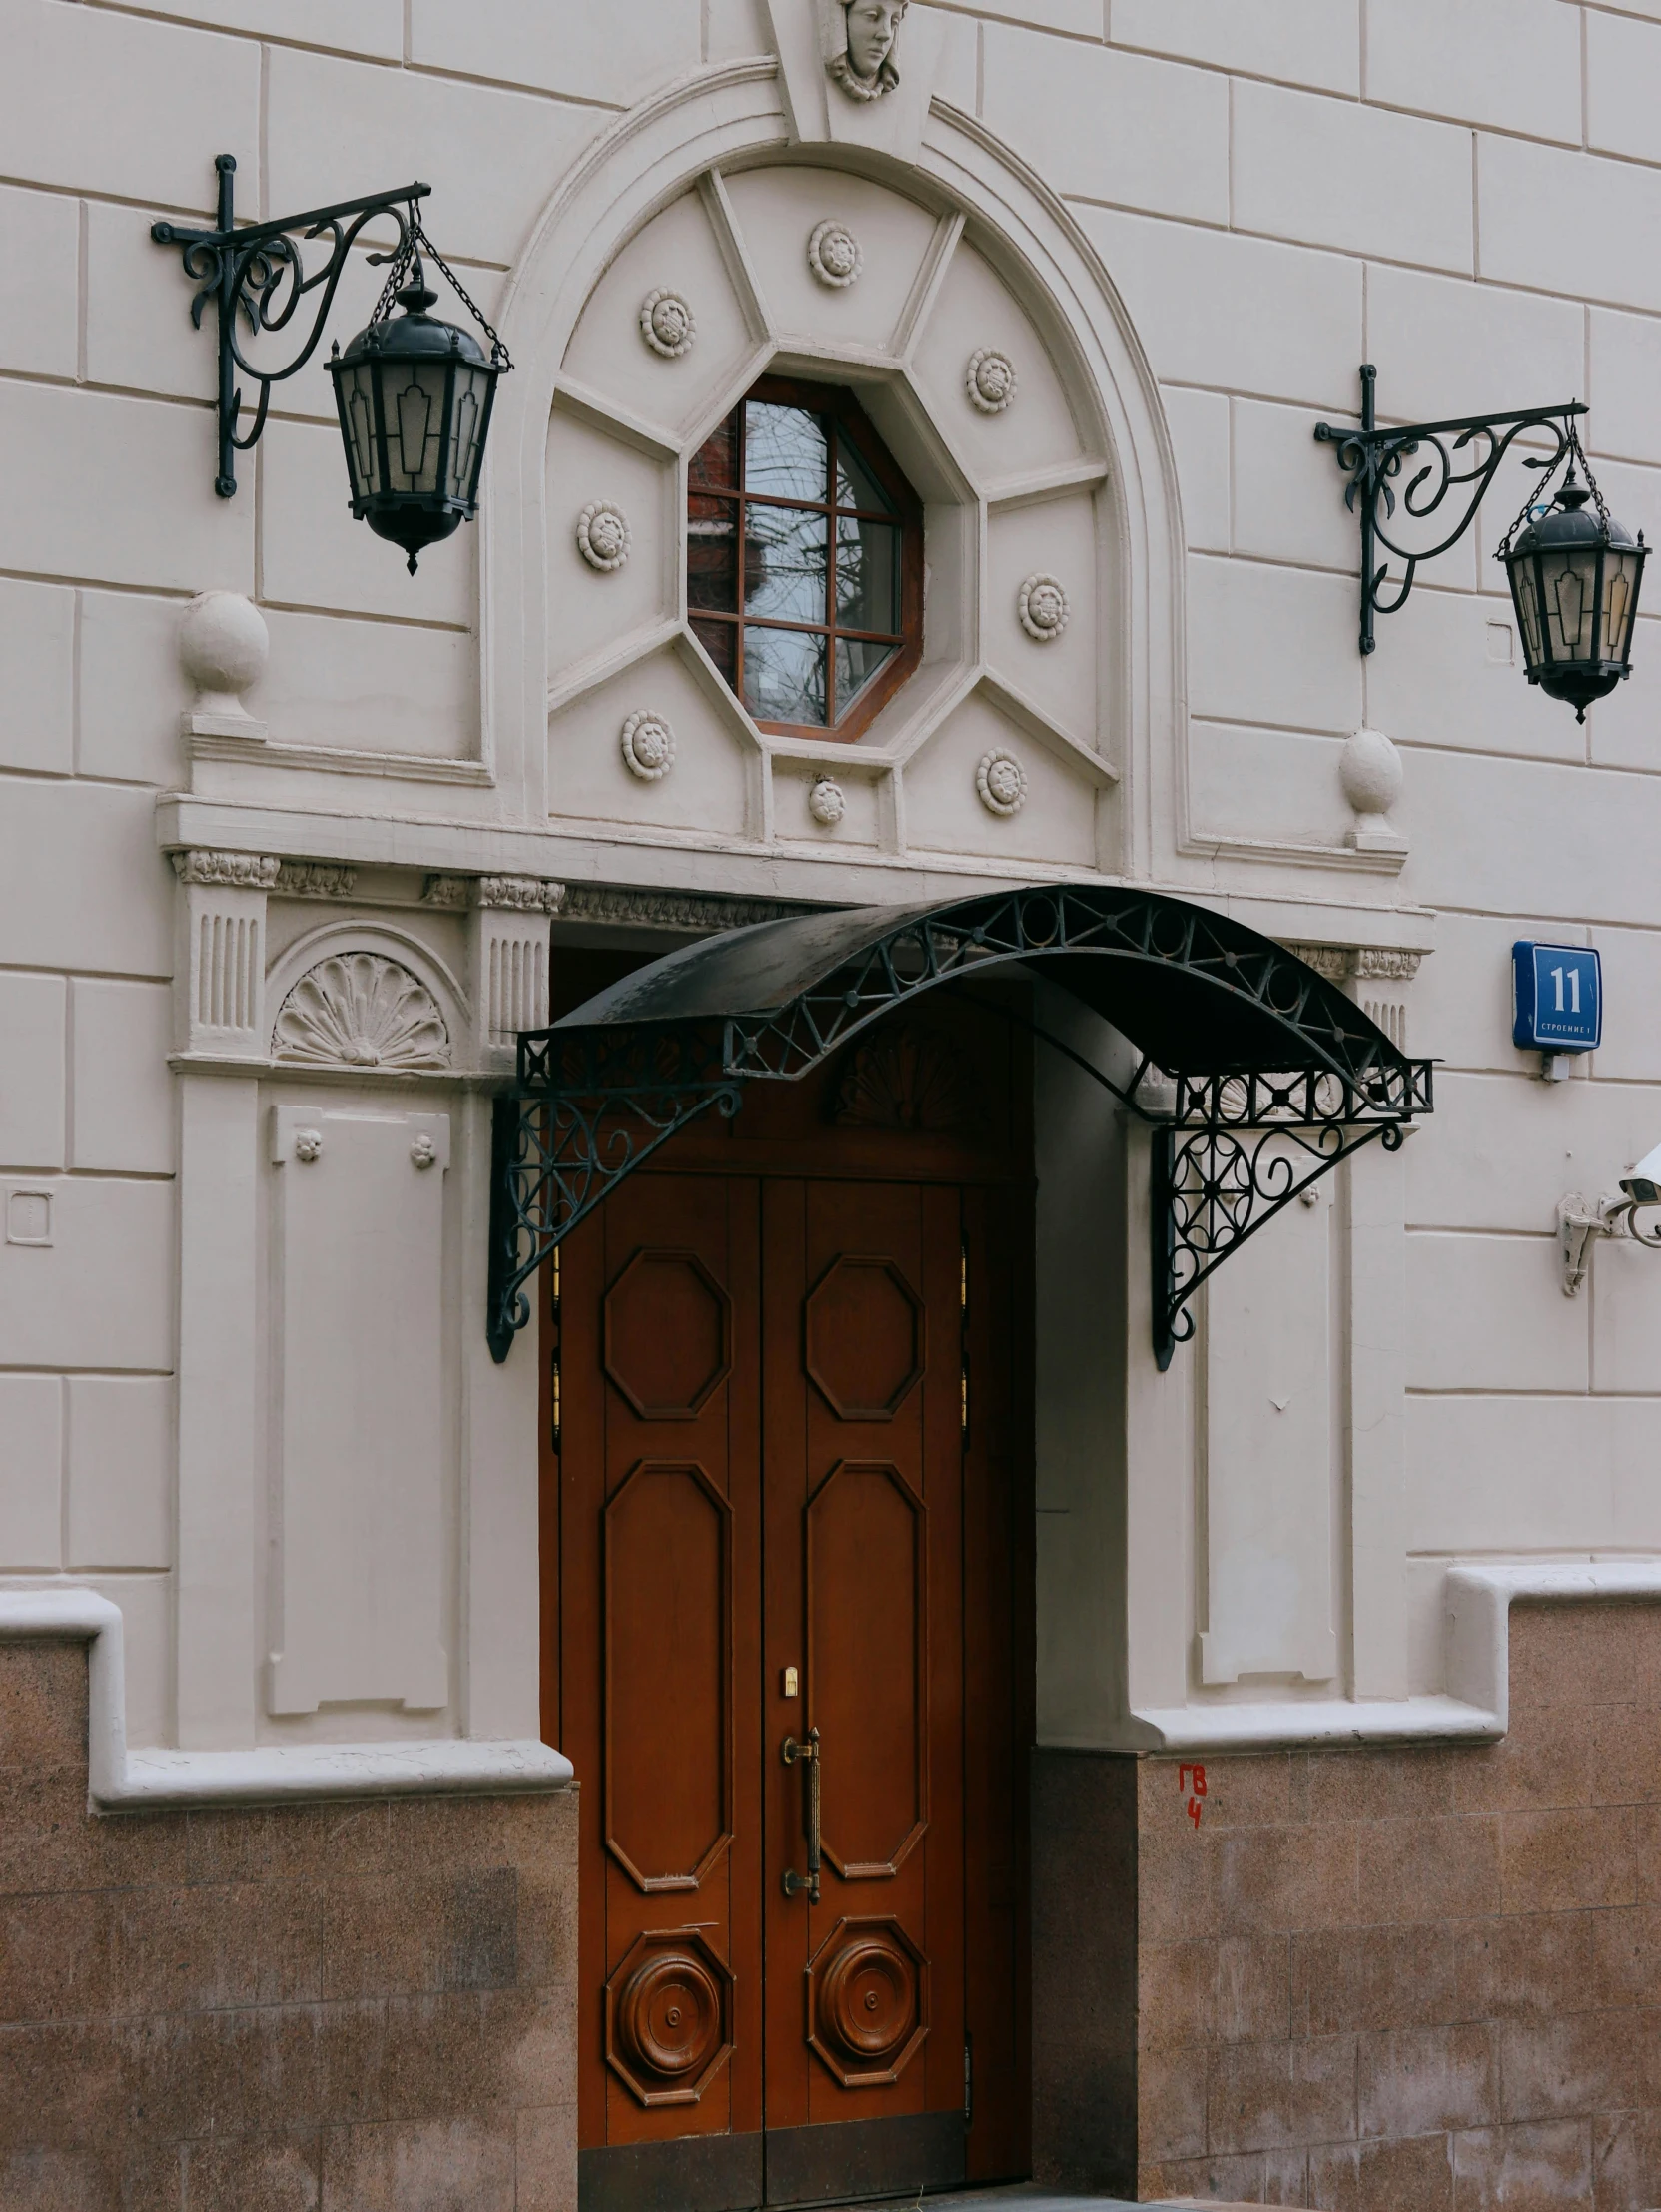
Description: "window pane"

(745, 626), (827, 725)
(691, 617), (737, 684)
(835, 437), (894, 515)
(746, 402), (829, 502)
(836, 635), (897, 713)
(835, 516), (901, 634)
(688, 498), (740, 612)
(689, 409), (741, 493)
(745, 505), (828, 624)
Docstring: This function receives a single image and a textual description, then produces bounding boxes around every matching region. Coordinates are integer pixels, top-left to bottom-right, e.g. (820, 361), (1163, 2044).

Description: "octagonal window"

(688, 375), (924, 740)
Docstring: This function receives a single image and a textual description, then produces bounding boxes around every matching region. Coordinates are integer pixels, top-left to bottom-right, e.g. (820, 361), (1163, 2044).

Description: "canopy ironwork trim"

(486, 884), (1433, 1368)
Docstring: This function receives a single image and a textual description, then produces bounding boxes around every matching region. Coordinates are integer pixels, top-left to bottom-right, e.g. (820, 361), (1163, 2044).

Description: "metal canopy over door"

(489, 884), (1433, 1372)
(545, 988), (1031, 2212)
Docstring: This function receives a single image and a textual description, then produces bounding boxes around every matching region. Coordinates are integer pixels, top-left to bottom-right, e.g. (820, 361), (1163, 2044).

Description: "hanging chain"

(1496, 417), (1605, 557)
(367, 200), (513, 371)
(1572, 421), (1612, 531)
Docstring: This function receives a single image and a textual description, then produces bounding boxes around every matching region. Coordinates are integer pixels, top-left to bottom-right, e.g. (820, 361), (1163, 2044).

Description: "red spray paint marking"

(1178, 1762), (1208, 1829)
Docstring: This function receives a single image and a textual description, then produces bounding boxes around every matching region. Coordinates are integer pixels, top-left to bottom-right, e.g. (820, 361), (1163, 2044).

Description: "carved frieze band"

(1284, 943), (1424, 986)
(479, 877), (566, 913)
(420, 876), (566, 913)
(172, 852), (364, 899)
(172, 850), (281, 889)
(275, 862), (359, 900)
(559, 886), (815, 933)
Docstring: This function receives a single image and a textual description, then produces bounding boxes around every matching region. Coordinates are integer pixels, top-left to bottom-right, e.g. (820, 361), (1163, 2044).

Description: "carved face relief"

(828, 0), (906, 99)
(847, 0), (902, 77)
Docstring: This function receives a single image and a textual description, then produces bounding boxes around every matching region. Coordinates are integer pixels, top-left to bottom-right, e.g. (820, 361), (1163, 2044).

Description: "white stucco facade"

(7, 0), (1661, 1793)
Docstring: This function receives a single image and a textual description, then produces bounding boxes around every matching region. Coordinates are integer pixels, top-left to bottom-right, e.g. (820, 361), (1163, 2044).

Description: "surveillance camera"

(1619, 1138), (1661, 1207)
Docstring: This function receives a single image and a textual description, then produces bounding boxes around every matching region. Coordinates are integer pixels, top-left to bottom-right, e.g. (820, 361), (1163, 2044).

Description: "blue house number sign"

(1512, 942), (1602, 1054)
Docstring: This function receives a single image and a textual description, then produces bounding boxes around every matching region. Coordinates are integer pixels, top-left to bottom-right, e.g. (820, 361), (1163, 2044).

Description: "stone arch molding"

(483, 55), (1185, 885)
(266, 924), (468, 1073)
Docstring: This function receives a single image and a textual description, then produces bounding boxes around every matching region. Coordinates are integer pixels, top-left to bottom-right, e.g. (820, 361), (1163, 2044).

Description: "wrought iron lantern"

(330, 255), (505, 573)
(1498, 442), (1647, 722)
(153, 157), (510, 573)
(1316, 367), (1646, 715)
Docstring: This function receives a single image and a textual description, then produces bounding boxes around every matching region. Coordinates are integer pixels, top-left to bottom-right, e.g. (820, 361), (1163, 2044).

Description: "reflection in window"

(686, 378), (922, 738)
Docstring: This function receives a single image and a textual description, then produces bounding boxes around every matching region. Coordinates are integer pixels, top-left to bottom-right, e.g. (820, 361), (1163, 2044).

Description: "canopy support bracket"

(1152, 1086), (1414, 1370)
(486, 1079), (743, 1364)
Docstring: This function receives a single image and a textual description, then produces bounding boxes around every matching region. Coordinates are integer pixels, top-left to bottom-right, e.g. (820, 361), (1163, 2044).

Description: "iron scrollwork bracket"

(152, 153), (429, 498)
(1314, 364), (1586, 654)
(1151, 1062), (1434, 1371)
(485, 1023), (747, 1364)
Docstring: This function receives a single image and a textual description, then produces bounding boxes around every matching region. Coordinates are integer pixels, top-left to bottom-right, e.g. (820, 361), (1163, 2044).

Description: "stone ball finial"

(180, 591), (269, 716)
(1339, 727), (1407, 855)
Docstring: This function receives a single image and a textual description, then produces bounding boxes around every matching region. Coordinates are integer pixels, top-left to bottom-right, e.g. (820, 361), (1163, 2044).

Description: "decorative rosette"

(808, 220), (864, 290)
(639, 288), (695, 358)
(1018, 572), (1070, 643)
(976, 749), (1028, 817)
(966, 348), (1018, 415)
(577, 501), (631, 573)
(621, 711), (676, 782)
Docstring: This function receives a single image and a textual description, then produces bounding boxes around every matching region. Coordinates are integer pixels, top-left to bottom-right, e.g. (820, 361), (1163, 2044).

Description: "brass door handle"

(781, 1727), (821, 1903)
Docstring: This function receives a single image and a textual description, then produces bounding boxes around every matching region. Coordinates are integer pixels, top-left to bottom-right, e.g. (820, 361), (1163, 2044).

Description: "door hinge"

(964, 2032), (973, 2125)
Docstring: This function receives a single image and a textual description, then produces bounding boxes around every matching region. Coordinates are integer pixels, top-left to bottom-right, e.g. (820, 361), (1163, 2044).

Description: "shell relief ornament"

(639, 288), (695, 359)
(822, 0), (906, 101)
(272, 954), (451, 1071)
(1018, 573), (1070, 643)
(577, 501), (631, 573)
(966, 349), (1017, 416)
(808, 220), (863, 290)
(976, 749), (1028, 818)
(621, 710), (676, 782)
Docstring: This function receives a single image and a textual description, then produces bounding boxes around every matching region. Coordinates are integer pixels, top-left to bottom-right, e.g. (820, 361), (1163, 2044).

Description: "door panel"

(603, 1459), (731, 1893)
(806, 1459), (927, 1881)
(554, 1114), (1029, 2206)
(763, 1179), (964, 2138)
(560, 1172), (764, 2152)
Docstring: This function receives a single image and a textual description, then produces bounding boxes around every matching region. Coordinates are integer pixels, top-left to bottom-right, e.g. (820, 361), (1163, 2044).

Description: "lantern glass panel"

(1540, 546), (1597, 659)
(1512, 557), (1545, 669)
(382, 360), (451, 494)
(447, 367), (490, 501)
(339, 362), (381, 501)
(1603, 547), (1642, 660)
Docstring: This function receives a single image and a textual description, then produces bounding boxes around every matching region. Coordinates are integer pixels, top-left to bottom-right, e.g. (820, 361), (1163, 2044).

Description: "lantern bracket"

(152, 154), (430, 498)
(1314, 364), (1587, 654)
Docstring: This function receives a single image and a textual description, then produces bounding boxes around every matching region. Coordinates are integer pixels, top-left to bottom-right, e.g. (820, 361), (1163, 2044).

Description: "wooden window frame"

(688, 373), (925, 743)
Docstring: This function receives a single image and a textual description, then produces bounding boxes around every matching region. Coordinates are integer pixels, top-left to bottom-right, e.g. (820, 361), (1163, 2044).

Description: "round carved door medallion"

(609, 1939), (731, 2105)
(807, 1917), (929, 2086)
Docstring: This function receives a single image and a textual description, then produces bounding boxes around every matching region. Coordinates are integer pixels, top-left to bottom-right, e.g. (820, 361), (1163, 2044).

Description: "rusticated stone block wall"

(0, 1638), (578, 2212)
(1036, 1602), (1661, 2207)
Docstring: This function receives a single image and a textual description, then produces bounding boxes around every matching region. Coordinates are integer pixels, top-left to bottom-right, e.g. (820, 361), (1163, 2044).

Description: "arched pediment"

(483, 58), (1185, 888)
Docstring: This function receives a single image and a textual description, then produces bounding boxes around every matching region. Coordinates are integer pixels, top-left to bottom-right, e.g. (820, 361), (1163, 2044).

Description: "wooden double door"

(543, 1069), (1030, 2212)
